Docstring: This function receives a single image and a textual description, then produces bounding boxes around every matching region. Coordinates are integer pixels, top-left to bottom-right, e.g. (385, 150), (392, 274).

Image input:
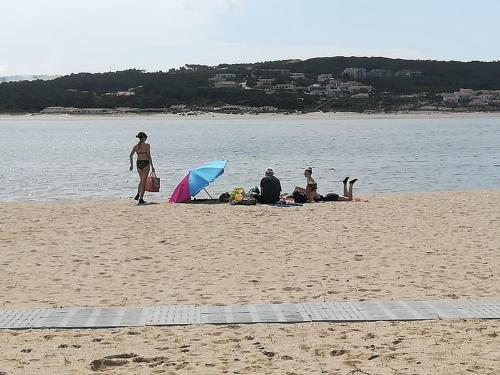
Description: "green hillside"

(1, 57), (499, 112)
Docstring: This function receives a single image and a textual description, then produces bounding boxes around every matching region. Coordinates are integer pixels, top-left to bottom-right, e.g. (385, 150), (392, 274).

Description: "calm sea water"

(1, 115), (499, 201)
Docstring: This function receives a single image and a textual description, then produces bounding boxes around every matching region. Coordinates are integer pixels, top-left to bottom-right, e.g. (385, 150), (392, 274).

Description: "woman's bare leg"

(139, 166), (150, 199)
(136, 169), (142, 199)
(347, 179), (357, 201)
(343, 177), (349, 197)
(136, 181), (141, 199)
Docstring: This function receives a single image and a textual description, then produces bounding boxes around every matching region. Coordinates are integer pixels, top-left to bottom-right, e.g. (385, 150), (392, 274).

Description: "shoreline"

(2, 110), (500, 121)
(2, 189), (499, 204)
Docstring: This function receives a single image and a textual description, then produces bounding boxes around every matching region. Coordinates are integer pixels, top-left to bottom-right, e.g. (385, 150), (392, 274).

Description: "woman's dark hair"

(136, 132), (147, 148)
(305, 167), (313, 174)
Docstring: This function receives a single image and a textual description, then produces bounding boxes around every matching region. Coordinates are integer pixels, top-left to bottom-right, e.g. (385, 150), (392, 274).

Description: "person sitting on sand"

(129, 131), (155, 204)
(256, 167), (282, 204)
(293, 167), (322, 202)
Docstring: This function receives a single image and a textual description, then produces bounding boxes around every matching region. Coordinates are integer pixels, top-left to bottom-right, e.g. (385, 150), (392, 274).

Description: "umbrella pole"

(203, 188), (213, 199)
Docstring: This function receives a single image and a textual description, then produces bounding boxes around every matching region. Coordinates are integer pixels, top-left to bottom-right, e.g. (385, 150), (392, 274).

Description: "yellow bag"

(230, 187), (245, 202)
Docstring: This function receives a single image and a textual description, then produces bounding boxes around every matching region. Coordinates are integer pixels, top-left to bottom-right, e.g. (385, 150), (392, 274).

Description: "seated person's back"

(259, 168), (281, 204)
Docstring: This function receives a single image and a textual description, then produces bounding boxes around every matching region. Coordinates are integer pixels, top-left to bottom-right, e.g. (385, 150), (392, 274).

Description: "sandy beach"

(1, 191), (499, 373)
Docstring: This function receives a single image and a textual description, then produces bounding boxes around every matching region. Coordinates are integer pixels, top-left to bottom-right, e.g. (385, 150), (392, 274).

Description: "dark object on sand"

(219, 192), (230, 202)
(231, 198), (257, 206)
(293, 190), (309, 203)
(320, 193), (339, 202)
(186, 199), (220, 204)
(248, 186), (260, 195)
(90, 353), (138, 371)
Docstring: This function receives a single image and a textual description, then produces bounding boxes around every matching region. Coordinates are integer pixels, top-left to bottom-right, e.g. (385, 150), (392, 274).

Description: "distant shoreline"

(2, 111), (500, 121)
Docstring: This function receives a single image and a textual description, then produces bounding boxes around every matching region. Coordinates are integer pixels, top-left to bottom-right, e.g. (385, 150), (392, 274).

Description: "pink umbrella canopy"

(169, 173), (191, 203)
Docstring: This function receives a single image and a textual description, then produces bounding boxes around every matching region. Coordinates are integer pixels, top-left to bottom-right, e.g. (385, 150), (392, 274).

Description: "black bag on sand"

(248, 186), (260, 195)
(293, 191), (309, 203)
(219, 192), (230, 202)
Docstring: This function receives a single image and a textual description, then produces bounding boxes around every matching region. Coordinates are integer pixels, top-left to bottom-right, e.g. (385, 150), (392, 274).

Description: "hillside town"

(202, 66), (500, 113)
(29, 62), (500, 115)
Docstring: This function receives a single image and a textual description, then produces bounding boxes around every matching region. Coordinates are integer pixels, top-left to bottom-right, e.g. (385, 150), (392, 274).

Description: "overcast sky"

(1, 0), (499, 75)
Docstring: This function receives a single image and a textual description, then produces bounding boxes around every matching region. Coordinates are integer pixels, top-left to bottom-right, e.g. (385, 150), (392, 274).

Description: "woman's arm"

(148, 146), (155, 172)
(129, 146), (136, 171)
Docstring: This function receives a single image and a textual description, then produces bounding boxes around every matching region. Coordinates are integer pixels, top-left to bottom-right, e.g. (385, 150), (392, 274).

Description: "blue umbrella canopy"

(188, 160), (228, 197)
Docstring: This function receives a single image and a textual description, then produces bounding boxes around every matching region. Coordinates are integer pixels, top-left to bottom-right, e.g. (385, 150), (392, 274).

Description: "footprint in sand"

(89, 353), (137, 371)
(330, 349), (348, 357)
(262, 351), (275, 358)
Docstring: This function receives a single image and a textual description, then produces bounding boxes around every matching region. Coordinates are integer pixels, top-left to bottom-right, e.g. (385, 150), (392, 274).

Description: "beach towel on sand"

(353, 197), (368, 202)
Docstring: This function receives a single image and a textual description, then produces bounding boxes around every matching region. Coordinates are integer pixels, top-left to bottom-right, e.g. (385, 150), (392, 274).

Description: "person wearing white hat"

(257, 167), (282, 204)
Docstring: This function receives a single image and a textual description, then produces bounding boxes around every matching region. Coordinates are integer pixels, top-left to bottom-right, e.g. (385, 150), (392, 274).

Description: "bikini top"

(136, 144), (149, 155)
(306, 177), (317, 190)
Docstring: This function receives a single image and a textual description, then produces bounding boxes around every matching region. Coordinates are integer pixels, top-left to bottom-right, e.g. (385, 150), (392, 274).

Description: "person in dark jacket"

(257, 167), (282, 204)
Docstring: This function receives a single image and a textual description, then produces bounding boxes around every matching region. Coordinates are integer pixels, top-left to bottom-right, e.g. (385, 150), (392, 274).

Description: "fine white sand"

(1, 191), (499, 308)
(0, 191), (499, 374)
(1, 321), (499, 374)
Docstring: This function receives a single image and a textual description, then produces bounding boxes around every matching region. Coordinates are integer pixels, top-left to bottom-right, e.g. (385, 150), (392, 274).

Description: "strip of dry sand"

(1, 191), (499, 374)
(1, 191), (499, 308)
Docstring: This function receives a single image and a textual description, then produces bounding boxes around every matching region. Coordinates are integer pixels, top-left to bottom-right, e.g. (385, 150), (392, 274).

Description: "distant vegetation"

(1, 57), (500, 113)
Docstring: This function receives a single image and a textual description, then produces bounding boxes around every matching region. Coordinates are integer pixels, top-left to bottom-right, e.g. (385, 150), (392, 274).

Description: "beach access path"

(1, 298), (500, 329)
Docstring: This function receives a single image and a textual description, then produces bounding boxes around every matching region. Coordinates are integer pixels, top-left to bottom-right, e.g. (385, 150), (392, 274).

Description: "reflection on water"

(1, 115), (499, 201)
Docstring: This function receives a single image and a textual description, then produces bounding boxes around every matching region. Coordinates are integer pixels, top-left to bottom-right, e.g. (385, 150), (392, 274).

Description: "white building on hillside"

(256, 78), (274, 88)
(348, 85), (373, 93)
(395, 70), (422, 78)
(214, 80), (239, 88)
(308, 84), (327, 96)
(351, 93), (369, 99)
(273, 83), (296, 90)
(290, 72), (305, 80)
(214, 73), (236, 80)
(342, 67), (368, 79)
(368, 69), (393, 78)
(317, 74), (332, 83)
(457, 88), (475, 98)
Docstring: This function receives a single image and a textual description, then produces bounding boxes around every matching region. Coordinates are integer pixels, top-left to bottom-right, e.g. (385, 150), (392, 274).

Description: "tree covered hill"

(1, 56), (499, 112)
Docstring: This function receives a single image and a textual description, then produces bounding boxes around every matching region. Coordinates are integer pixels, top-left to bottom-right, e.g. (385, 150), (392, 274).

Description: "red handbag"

(145, 171), (160, 192)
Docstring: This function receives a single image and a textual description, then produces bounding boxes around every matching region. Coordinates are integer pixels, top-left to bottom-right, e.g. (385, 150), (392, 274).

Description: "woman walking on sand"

(129, 132), (155, 204)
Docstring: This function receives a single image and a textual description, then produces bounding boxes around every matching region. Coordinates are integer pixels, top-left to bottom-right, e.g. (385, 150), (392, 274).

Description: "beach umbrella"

(169, 160), (228, 203)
